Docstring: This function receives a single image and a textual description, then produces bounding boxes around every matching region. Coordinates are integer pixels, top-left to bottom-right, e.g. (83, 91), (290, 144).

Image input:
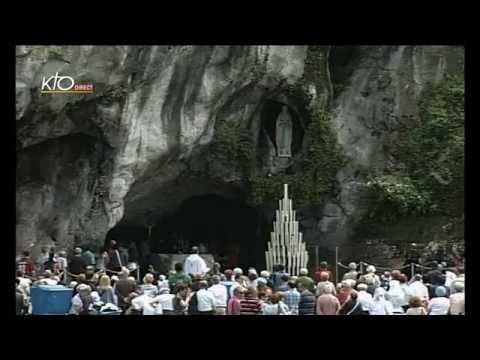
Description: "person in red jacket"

(315, 261), (333, 284)
(17, 251), (35, 277)
(337, 280), (354, 305)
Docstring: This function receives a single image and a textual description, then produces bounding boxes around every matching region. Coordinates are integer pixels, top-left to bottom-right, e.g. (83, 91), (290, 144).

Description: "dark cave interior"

(107, 194), (270, 271)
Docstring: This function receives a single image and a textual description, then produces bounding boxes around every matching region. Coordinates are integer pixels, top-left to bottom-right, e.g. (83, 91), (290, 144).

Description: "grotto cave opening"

(106, 193), (269, 272)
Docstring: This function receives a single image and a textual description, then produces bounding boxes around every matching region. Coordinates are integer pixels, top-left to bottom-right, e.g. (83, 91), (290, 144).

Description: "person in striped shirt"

(240, 287), (262, 315)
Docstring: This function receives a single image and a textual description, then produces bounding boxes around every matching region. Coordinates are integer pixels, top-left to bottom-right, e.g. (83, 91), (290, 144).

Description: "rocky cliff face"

(16, 45), (463, 264)
(16, 45), (313, 254)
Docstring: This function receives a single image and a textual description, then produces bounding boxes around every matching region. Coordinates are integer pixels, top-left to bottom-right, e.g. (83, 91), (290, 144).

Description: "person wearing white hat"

(343, 262), (359, 281)
(247, 269), (258, 288)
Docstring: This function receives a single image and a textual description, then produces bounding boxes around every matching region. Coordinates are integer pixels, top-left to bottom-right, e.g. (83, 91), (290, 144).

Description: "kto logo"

(41, 72), (94, 94)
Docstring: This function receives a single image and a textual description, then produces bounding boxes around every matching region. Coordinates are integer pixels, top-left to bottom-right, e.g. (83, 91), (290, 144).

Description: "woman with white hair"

(317, 283), (340, 315)
(387, 279), (406, 314)
(70, 284), (100, 315)
(448, 282), (465, 315)
(356, 283), (374, 314)
(369, 287), (394, 315)
(343, 262), (358, 281)
(337, 280), (353, 305)
(297, 268), (315, 292)
(139, 273), (159, 297)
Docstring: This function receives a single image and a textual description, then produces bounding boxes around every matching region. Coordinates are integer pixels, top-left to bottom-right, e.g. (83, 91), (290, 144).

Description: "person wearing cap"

(448, 282), (465, 315)
(316, 272), (336, 297)
(343, 262), (359, 282)
(247, 269), (259, 288)
(195, 280), (217, 315)
(208, 275), (228, 315)
(184, 246), (209, 277)
(297, 268), (315, 293)
(427, 286), (450, 315)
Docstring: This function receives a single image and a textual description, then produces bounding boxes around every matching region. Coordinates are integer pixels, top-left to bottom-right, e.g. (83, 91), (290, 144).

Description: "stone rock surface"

(16, 45), (464, 265)
(312, 46), (464, 255)
(16, 45), (309, 254)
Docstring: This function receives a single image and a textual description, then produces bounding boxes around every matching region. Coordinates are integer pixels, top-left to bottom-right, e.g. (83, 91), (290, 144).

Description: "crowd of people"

(16, 243), (465, 315)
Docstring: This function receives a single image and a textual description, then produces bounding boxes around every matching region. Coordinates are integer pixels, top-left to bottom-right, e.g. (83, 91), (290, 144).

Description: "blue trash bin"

(31, 285), (73, 315)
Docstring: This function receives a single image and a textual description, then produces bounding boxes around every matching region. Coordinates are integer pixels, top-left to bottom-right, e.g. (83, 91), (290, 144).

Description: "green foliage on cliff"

(208, 46), (345, 207)
(249, 46), (345, 207)
(207, 119), (255, 179)
(249, 106), (345, 207)
(363, 75), (464, 221)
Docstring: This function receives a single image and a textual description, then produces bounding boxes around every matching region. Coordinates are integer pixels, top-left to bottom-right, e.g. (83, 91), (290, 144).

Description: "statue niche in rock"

(275, 105), (293, 158)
